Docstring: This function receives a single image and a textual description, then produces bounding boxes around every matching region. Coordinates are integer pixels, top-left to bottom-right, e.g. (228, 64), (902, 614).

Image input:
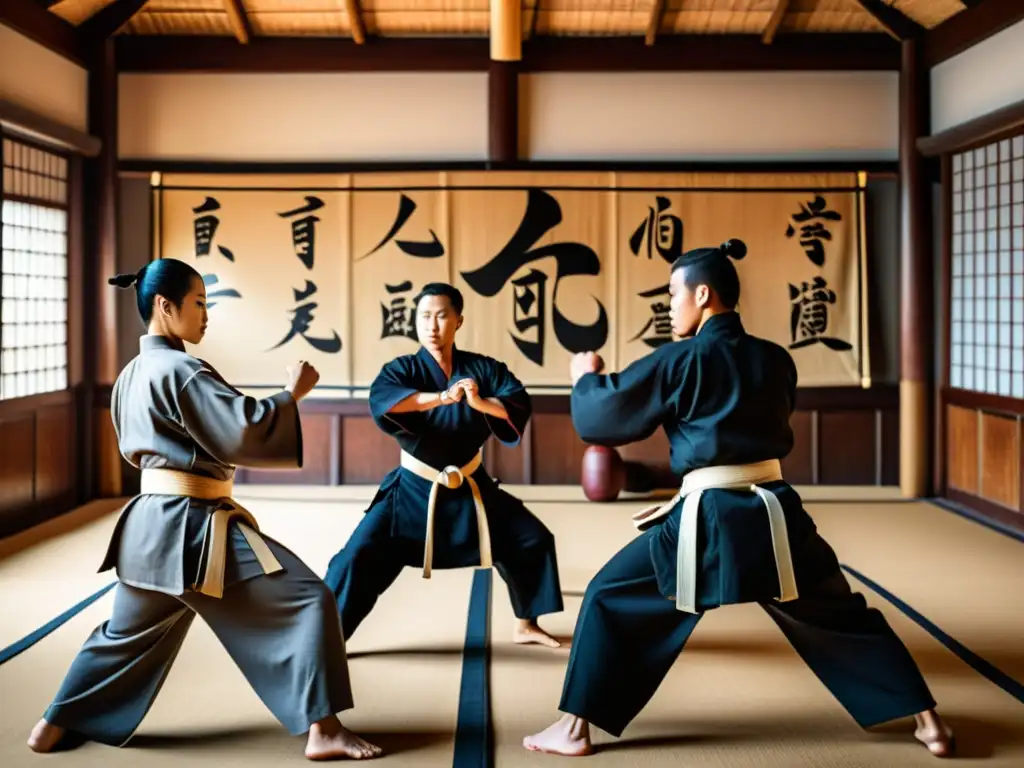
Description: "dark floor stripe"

(840, 563), (1024, 705)
(926, 497), (1024, 545)
(0, 582), (117, 666)
(452, 568), (493, 768)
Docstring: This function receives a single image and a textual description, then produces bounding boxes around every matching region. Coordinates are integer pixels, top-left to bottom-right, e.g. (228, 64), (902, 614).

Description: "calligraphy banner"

(616, 173), (868, 387)
(350, 173), (449, 386)
(153, 171), (868, 393)
(448, 172), (616, 387)
(157, 174), (352, 393)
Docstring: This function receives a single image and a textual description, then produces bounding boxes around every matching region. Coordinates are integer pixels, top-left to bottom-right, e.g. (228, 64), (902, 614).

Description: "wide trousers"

(43, 532), (355, 747)
(324, 499), (564, 639)
(558, 526), (937, 737)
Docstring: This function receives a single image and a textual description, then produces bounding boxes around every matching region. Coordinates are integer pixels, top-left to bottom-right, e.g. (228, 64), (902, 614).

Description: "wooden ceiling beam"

(0, 0), (85, 65)
(851, 0), (926, 41)
(223, 0), (252, 44)
(78, 0), (149, 48)
(345, 0), (366, 45)
(926, 0), (1024, 65)
(645, 0), (666, 47)
(762, 0), (790, 45)
(115, 33), (900, 73)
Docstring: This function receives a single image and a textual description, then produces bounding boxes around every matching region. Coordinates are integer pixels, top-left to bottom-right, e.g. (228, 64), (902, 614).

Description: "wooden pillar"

(488, 0), (520, 167)
(488, 60), (518, 167)
(899, 37), (933, 498)
(84, 37), (122, 498)
(489, 0), (521, 62)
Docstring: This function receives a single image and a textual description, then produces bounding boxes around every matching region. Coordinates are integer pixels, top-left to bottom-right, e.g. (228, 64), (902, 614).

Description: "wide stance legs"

(525, 530), (953, 757)
(27, 536), (381, 761)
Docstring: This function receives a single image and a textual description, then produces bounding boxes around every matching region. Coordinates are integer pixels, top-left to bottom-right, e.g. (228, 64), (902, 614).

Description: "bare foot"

(514, 619), (561, 648)
(523, 714), (593, 757)
(27, 719), (65, 753)
(305, 716), (382, 761)
(914, 710), (955, 757)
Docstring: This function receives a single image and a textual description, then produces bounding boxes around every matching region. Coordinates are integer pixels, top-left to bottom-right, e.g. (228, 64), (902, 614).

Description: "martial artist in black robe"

(524, 240), (953, 758)
(324, 282), (564, 648)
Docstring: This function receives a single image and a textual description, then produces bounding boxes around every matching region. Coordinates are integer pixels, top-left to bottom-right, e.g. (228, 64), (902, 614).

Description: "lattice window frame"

(948, 131), (1024, 399)
(0, 134), (71, 401)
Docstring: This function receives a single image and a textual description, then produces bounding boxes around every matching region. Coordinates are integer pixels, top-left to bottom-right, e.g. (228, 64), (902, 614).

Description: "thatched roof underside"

(46, 0), (967, 39)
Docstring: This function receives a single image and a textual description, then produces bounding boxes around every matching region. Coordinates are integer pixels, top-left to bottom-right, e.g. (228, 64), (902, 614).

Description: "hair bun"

(108, 273), (138, 289)
(720, 238), (747, 261)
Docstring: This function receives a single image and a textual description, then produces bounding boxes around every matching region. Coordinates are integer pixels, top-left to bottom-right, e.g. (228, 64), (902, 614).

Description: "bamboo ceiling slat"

(124, 11), (235, 35)
(665, 10), (773, 35)
(140, 0), (225, 10)
(248, 13), (351, 36)
(890, 0), (964, 29)
(44, 0), (967, 38)
(540, 11), (650, 36)
(48, 0), (119, 26)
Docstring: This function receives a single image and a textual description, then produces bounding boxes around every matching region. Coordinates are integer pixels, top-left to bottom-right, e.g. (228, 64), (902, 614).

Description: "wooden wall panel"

(532, 413), (588, 485)
(240, 412), (335, 485)
(78, 385), (899, 493)
(979, 412), (1019, 510)
(940, 390), (1024, 535)
(882, 408), (900, 486)
(342, 416), (399, 484)
(619, 429), (671, 468)
(946, 404), (979, 494)
(781, 411), (814, 485)
(34, 403), (75, 502)
(484, 431), (529, 485)
(818, 411), (876, 485)
(0, 416), (36, 515)
(0, 390), (80, 538)
(94, 407), (122, 498)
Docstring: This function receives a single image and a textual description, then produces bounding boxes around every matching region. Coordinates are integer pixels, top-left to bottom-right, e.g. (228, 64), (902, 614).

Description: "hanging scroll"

(154, 171), (868, 392)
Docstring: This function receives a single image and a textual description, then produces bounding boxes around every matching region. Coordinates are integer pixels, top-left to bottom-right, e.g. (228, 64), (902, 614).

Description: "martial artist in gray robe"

(41, 334), (354, 746)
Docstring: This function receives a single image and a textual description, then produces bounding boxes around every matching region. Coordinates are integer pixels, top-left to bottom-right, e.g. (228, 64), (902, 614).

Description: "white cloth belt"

(400, 450), (492, 579)
(140, 468), (283, 598)
(631, 459), (799, 614)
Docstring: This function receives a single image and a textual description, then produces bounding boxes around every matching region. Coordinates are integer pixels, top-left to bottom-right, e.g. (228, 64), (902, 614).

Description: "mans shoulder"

(744, 333), (797, 370)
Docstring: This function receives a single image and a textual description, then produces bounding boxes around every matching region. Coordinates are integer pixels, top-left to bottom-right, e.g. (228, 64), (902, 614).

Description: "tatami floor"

(1, 486), (1022, 767)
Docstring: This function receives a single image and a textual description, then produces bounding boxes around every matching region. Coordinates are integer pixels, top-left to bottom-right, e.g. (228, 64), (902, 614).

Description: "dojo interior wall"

(929, 17), (1024, 529)
(0, 23), (88, 538)
(111, 68), (904, 490)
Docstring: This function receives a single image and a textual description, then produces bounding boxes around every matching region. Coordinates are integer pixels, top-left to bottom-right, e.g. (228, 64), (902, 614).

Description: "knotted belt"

(140, 467), (282, 598)
(631, 459), (799, 614)
(400, 450), (493, 579)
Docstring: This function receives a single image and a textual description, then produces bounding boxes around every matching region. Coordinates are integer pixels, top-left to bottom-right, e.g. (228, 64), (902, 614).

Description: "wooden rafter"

(223, 0), (252, 44)
(645, 0), (666, 47)
(78, 0), (149, 47)
(527, 0), (541, 41)
(345, 0), (366, 44)
(851, 0), (926, 41)
(116, 34), (901, 73)
(762, 0), (790, 45)
(0, 0), (84, 64)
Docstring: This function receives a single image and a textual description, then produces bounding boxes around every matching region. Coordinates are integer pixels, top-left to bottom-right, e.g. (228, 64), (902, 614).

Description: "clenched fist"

(286, 360), (320, 401)
(570, 352), (604, 385)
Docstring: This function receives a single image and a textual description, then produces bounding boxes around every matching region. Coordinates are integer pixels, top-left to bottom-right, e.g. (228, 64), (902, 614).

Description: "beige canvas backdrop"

(153, 172), (868, 393)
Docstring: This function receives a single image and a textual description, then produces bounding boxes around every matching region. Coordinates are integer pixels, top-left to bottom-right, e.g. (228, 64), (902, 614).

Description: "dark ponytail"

(720, 238), (747, 261)
(670, 237), (748, 310)
(109, 258), (202, 325)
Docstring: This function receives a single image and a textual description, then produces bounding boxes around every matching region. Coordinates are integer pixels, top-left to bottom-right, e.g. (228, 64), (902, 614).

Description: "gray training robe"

(42, 334), (353, 746)
(99, 333), (304, 593)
